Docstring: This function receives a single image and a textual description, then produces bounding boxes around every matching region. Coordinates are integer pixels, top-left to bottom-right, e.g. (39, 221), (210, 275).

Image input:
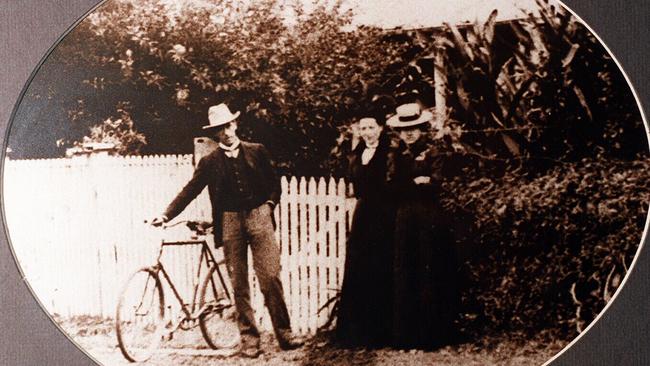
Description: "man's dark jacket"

(163, 141), (280, 244)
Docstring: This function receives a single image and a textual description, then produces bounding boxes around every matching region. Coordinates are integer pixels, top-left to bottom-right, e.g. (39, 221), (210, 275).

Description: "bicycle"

(115, 220), (240, 363)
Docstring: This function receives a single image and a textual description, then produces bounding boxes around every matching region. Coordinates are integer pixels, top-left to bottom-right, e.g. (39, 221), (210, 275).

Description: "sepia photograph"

(2, 0), (649, 365)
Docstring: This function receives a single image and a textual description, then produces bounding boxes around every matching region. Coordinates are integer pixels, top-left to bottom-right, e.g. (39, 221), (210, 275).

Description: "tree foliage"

(440, 0), (647, 169)
(84, 102), (147, 155)
(11, 0), (415, 175)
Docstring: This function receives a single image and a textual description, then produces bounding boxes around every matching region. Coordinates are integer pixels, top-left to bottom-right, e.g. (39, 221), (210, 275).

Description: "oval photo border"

(1, 1), (649, 365)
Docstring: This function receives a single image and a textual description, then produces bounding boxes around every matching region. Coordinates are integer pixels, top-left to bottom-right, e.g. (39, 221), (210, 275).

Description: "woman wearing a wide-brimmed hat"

(386, 103), (459, 350)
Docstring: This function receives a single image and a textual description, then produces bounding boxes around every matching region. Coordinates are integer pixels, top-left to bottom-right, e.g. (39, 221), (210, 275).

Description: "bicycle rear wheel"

(116, 267), (165, 362)
(199, 264), (240, 349)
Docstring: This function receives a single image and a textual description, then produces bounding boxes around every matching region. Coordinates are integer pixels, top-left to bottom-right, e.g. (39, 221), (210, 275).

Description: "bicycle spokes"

(116, 269), (165, 363)
(199, 265), (240, 349)
(133, 275), (157, 317)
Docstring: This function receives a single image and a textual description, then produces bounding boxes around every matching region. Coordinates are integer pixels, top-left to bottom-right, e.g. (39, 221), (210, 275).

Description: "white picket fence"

(2, 154), (356, 335)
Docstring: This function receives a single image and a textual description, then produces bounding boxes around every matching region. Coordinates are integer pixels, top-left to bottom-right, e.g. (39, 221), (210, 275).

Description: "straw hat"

(386, 103), (433, 128)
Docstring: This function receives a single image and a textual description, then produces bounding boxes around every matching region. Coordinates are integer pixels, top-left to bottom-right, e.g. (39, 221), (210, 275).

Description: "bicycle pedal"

(216, 298), (231, 308)
(179, 319), (197, 330)
(162, 331), (174, 341)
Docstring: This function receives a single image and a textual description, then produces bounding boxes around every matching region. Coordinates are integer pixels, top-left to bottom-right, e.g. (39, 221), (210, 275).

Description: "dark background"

(0, 0), (648, 365)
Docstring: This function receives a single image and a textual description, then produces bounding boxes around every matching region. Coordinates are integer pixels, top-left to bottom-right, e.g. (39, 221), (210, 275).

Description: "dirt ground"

(56, 315), (567, 366)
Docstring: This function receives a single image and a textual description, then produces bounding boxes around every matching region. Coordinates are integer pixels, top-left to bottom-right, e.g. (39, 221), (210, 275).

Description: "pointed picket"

(296, 177), (308, 333)
(305, 177), (317, 333)
(317, 177), (329, 327)
(287, 176), (300, 332)
(279, 176), (290, 312)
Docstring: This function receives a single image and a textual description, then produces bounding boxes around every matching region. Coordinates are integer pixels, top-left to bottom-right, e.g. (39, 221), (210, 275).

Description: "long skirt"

(391, 199), (459, 349)
(336, 197), (396, 348)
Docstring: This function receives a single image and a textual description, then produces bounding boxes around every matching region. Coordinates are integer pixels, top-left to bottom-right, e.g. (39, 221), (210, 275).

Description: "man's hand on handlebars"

(150, 215), (168, 227)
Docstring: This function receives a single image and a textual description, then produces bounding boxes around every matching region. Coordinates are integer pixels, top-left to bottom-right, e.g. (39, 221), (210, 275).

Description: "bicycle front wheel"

(116, 267), (165, 362)
(199, 264), (240, 349)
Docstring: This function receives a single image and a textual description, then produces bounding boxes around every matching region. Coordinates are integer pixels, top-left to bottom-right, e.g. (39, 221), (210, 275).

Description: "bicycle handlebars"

(144, 219), (213, 235)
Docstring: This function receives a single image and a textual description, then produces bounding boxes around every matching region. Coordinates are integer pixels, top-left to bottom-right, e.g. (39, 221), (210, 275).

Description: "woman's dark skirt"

(335, 197), (396, 348)
(391, 199), (459, 350)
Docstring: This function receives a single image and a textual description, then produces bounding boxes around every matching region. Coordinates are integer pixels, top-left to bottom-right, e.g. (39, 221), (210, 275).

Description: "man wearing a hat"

(151, 103), (303, 357)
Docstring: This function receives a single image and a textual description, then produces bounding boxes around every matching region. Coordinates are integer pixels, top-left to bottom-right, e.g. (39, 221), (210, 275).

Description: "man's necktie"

(219, 140), (241, 158)
(224, 149), (239, 158)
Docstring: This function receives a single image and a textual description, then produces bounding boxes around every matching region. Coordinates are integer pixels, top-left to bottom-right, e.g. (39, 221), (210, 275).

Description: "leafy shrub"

(441, 158), (650, 339)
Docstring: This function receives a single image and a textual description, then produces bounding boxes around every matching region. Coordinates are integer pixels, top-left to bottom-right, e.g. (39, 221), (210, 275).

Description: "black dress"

(335, 133), (396, 348)
(388, 136), (459, 349)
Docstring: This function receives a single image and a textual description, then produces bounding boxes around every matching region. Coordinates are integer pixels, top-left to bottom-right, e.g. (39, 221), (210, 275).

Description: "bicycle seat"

(186, 220), (213, 236)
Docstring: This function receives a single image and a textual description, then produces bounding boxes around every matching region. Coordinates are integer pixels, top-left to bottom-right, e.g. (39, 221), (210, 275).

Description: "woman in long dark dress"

(386, 103), (459, 350)
(335, 112), (396, 348)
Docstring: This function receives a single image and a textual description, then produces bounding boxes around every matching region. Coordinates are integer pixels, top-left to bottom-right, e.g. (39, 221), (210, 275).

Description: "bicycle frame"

(151, 237), (232, 330)
(116, 222), (240, 361)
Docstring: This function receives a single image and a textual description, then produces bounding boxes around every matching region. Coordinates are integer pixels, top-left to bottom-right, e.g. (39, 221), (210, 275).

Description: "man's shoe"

(239, 344), (262, 358)
(278, 334), (305, 350)
(239, 336), (261, 358)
